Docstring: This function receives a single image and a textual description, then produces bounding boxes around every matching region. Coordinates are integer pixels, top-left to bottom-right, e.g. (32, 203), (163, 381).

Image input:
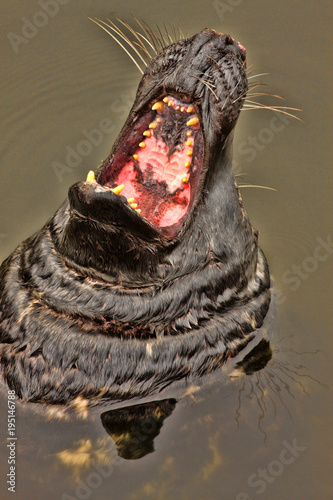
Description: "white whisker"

(114, 17), (152, 61)
(194, 76), (219, 100)
(103, 18), (148, 66)
(238, 184), (278, 192)
(89, 18), (144, 74)
(133, 17), (157, 54)
(247, 73), (270, 80)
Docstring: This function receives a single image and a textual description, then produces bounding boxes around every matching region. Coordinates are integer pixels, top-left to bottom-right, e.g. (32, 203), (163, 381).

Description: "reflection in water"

(3, 325), (321, 496)
(55, 437), (114, 483)
(101, 399), (177, 460)
(98, 340), (275, 460)
(15, 329), (323, 497)
(225, 334), (324, 442)
(232, 338), (272, 376)
(228, 339), (274, 442)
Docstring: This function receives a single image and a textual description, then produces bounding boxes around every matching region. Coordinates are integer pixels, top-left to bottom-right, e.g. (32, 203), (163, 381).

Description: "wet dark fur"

(0, 29), (271, 404)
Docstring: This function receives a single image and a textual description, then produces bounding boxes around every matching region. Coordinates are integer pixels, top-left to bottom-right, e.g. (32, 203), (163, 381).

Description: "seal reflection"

(99, 340), (272, 460)
(101, 399), (177, 460)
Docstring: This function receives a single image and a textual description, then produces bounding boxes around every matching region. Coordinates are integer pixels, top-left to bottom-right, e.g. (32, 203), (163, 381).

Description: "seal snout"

(199, 28), (246, 62)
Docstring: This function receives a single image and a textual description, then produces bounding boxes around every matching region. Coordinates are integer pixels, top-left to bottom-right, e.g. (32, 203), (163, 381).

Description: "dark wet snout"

(200, 28), (246, 62)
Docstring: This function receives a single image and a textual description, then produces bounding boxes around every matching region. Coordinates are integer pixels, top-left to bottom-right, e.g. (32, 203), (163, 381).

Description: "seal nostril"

(224, 35), (234, 45)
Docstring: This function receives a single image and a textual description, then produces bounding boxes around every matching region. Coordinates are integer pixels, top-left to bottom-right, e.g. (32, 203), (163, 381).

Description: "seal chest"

(0, 28), (270, 404)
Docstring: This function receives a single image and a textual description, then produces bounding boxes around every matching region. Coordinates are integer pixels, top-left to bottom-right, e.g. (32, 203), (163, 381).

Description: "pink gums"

(114, 134), (191, 227)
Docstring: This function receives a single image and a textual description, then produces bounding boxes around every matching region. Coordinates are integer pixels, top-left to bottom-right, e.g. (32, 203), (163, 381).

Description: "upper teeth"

(158, 98), (197, 116)
(133, 97), (199, 173)
(186, 117), (199, 127)
(152, 101), (164, 111)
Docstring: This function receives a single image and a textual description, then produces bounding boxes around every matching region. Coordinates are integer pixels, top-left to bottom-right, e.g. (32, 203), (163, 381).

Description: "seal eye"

(98, 95), (204, 235)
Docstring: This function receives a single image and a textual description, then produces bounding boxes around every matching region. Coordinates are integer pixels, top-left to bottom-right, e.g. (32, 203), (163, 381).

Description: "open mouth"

(96, 94), (204, 237)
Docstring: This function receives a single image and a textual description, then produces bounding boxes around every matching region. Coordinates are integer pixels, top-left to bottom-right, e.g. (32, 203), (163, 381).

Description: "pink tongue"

(114, 135), (191, 227)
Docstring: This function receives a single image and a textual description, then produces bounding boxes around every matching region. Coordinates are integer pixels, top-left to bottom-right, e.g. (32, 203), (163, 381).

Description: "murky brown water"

(0, 1), (332, 499)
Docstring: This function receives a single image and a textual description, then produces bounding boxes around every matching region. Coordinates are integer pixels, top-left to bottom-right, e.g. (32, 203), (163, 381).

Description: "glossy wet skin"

(0, 29), (271, 404)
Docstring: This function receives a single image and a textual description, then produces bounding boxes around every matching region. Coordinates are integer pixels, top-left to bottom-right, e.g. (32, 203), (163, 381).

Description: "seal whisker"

(231, 73), (247, 99)
(140, 20), (161, 53)
(244, 100), (302, 120)
(171, 25), (177, 43)
(196, 69), (216, 86)
(198, 74), (216, 87)
(244, 92), (286, 100)
(238, 184), (278, 192)
(89, 18), (144, 74)
(207, 55), (223, 72)
(240, 57), (247, 70)
(104, 18), (149, 66)
(113, 17), (153, 61)
(131, 40), (152, 62)
(243, 105), (301, 120)
(245, 64), (255, 73)
(135, 31), (156, 55)
(163, 23), (174, 44)
(156, 24), (168, 48)
(133, 17), (157, 54)
(172, 25), (179, 44)
(193, 76), (219, 100)
(245, 100), (299, 110)
(245, 83), (266, 93)
(245, 66), (261, 76)
(206, 55), (243, 101)
(242, 107), (301, 120)
(247, 82), (268, 91)
(232, 91), (247, 104)
(150, 23), (165, 50)
(247, 72), (270, 80)
(178, 25), (185, 40)
(206, 55), (235, 106)
(233, 83), (270, 104)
